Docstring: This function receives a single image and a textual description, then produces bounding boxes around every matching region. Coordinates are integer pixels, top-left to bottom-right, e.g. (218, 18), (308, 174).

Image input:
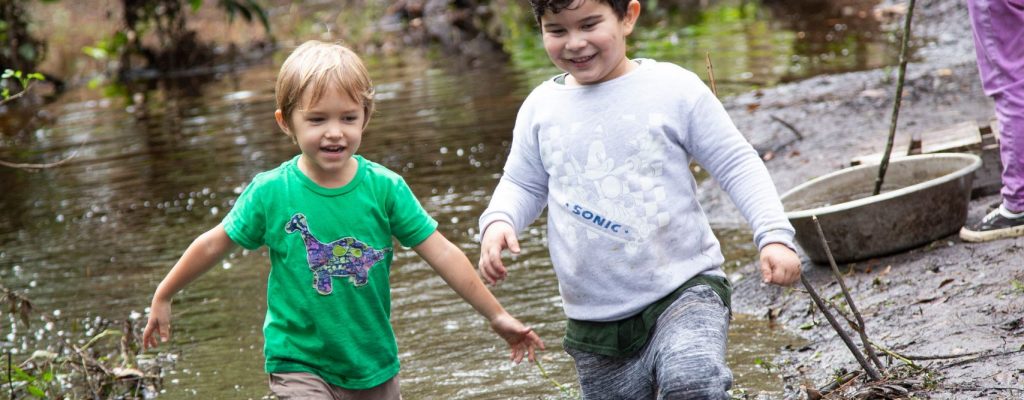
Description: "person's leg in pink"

(961, 0), (1024, 242)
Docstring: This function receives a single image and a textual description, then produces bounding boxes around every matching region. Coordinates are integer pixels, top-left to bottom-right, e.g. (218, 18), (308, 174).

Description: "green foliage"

(753, 357), (777, 373)
(0, 1), (47, 76)
(727, 387), (750, 399)
(534, 358), (580, 399)
(80, 0), (271, 81)
(82, 32), (130, 62)
(831, 366), (850, 381)
(1010, 279), (1024, 295)
(494, 1), (561, 78)
(218, 0), (271, 34)
(5, 361), (56, 399)
(1, 284), (161, 399)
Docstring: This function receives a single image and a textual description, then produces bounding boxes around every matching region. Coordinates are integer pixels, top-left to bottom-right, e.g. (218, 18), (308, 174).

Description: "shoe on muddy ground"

(960, 204), (1024, 242)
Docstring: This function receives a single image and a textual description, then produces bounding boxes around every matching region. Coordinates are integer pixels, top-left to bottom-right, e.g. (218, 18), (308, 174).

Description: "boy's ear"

(623, 0), (641, 35)
(275, 109), (292, 136)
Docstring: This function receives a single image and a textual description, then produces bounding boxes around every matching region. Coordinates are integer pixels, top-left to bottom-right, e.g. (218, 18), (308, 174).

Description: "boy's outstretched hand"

(759, 243), (801, 285)
(489, 312), (544, 364)
(479, 221), (519, 285)
(142, 299), (172, 350)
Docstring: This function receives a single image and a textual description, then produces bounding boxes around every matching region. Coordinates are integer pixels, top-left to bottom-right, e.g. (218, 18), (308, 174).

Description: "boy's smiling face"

(540, 0), (640, 85)
(275, 84), (365, 188)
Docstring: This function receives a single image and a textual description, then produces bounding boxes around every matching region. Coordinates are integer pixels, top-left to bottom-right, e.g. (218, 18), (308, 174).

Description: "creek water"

(1, 0), (899, 398)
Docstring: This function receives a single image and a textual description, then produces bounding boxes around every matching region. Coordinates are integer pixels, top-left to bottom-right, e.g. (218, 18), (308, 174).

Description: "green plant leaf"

(27, 384), (45, 397)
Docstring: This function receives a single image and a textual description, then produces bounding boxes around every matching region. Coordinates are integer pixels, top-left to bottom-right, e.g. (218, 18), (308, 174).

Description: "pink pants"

(968, 0), (1024, 212)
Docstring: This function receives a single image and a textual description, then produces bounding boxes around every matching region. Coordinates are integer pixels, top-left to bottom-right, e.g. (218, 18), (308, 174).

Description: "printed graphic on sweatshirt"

(562, 202), (635, 240)
(540, 114), (671, 253)
(285, 213), (389, 294)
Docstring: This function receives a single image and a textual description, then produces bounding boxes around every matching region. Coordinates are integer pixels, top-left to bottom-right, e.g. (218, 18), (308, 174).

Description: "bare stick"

(6, 350), (12, 399)
(705, 51), (718, 98)
(942, 348), (1024, 368)
(535, 358), (570, 395)
(868, 339), (922, 370)
(812, 216), (885, 371)
(0, 151), (79, 169)
(874, 0), (917, 195)
(0, 139), (86, 170)
(800, 273), (882, 381)
(817, 370), (862, 398)
(900, 351), (983, 361)
(770, 115), (805, 140)
(0, 82), (35, 106)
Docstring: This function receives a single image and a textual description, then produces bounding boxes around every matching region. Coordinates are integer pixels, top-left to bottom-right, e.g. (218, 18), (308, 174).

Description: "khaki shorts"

(268, 372), (401, 400)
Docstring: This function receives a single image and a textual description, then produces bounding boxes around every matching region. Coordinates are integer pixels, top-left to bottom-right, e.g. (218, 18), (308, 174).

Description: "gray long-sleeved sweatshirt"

(480, 59), (795, 321)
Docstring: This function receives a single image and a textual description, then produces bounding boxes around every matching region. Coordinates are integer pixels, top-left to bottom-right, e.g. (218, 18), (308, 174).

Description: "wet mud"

(698, 0), (1024, 397)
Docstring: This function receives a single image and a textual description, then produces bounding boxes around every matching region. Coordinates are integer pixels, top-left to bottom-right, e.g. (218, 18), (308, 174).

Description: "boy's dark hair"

(529, 0), (631, 24)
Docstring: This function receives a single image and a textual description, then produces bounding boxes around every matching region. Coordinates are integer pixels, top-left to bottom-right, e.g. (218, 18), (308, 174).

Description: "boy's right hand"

(489, 312), (545, 364)
(478, 221), (519, 285)
(142, 299), (172, 350)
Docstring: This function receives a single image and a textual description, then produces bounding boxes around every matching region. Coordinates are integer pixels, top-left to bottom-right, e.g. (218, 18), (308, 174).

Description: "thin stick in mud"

(812, 216), (885, 371)
(874, 0), (917, 195)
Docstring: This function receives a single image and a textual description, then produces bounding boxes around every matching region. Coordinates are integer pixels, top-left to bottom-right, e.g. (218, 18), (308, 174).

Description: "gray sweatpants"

(565, 285), (733, 400)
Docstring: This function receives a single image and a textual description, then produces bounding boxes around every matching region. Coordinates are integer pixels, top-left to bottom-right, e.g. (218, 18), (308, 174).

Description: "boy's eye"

(307, 117), (325, 123)
(581, 23), (596, 30)
(545, 28), (566, 35)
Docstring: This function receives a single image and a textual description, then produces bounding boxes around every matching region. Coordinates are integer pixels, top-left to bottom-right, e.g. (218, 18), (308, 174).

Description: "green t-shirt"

(223, 155), (438, 389)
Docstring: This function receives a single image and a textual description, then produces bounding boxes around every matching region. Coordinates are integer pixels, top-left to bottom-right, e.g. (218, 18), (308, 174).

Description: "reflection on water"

(0, 0), (910, 397)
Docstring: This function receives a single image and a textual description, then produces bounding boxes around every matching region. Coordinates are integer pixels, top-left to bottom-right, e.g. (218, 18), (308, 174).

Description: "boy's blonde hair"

(275, 40), (375, 129)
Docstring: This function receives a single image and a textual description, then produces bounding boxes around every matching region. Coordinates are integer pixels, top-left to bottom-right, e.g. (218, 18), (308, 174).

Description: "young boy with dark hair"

(478, 1), (801, 398)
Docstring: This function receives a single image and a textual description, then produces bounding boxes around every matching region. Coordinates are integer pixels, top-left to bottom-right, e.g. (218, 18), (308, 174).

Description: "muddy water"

(1, 0), (905, 398)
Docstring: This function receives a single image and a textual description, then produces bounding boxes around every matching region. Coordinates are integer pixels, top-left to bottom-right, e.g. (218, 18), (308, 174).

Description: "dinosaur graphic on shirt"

(285, 213), (388, 294)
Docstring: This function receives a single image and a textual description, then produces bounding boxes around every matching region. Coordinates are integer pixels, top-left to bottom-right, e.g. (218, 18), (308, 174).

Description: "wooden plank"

(850, 147), (909, 166)
(972, 118), (1004, 198)
(920, 121), (981, 153)
(850, 121), (983, 166)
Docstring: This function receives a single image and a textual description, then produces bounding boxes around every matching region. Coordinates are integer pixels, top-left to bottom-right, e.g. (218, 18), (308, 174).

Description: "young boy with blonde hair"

(478, 0), (800, 398)
(143, 40), (543, 399)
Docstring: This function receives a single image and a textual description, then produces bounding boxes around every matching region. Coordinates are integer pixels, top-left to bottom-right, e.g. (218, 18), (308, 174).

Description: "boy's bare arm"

(414, 231), (544, 363)
(143, 224), (237, 349)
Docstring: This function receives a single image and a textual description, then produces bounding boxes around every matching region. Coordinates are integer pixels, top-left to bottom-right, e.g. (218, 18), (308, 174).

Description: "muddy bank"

(699, 0), (1024, 398)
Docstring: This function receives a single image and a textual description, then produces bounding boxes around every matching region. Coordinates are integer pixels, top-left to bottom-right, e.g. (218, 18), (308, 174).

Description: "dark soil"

(699, 0), (1024, 398)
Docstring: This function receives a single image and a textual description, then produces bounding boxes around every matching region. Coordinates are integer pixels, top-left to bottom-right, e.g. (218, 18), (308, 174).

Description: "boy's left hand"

(759, 243), (801, 285)
(489, 312), (545, 364)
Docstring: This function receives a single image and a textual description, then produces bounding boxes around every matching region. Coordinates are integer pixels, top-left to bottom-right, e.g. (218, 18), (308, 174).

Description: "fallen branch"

(812, 216), (885, 372)
(770, 115), (804, 140)
(901, 351), (982, 361)
(810, 370), (861, 399)
(0, 141), (85, 170)
(942, 348), (1024, 369)
(868, 340), (922, 370)
(0, 151), (79, 169)
(800, 272), (882, 381)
